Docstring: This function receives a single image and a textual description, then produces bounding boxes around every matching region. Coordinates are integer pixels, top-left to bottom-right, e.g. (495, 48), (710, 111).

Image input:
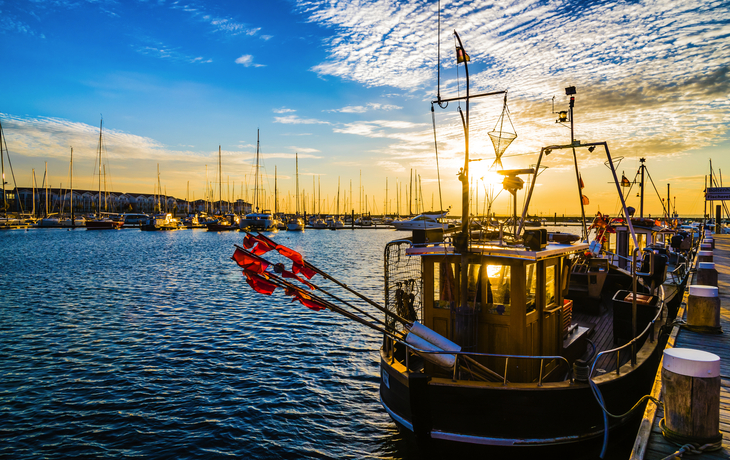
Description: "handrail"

(588, 285), (665, 378)
(387, 335), (572, 385)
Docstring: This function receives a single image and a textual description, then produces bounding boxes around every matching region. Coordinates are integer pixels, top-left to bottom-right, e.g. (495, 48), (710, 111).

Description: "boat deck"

(631, 234), (730, 459)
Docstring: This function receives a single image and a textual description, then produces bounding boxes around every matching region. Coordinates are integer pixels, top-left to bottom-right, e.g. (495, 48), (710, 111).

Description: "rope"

(680, 324), (723, 334)
(659, 418), (723, 458)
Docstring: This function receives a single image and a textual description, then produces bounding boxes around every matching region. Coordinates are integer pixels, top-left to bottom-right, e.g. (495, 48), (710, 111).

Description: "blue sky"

(1, 0), (729, 217)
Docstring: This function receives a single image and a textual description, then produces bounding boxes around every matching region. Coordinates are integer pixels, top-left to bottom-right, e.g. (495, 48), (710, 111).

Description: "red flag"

(291, 290), (327, 311)
(280, 268), (315, 289)
(292, 261), (317, 280)
(243, 270), (277, 295)
(232, 247), (270, 274)
(243, 233), (256, 249)
(249, 234), (277, 255)
(579, 175), (585, 189)
(275, 245), (304, 266)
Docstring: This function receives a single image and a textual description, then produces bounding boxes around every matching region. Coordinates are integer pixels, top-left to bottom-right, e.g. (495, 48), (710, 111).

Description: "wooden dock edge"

(629, 290), (689, 460)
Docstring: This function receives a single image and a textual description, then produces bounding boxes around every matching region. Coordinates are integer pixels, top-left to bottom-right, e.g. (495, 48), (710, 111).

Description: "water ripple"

(0, 228), (410, 459)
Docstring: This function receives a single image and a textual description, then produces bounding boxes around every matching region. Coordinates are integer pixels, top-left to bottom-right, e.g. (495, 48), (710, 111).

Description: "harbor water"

(2, 224), (642, 459)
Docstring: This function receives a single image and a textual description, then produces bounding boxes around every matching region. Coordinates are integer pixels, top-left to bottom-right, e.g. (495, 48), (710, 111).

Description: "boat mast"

(70, 147), (74, 227)
(31, 169), (35, 218)
(255, 130), (260, 212)
(409, 169), (412, 216)
(566, 88), (588, 240)
(274, 166), (278, 215)
(294, 152), (299, 217)
(639, 157), (646, 218)
(158, 164), (162, 213)
(0, 121), (5, 217)
(97, 119), (103, 217)
(219, 145), (222, 214)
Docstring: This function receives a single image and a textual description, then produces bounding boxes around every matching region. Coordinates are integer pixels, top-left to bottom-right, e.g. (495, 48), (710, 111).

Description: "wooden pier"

(631, 234), (730, 459)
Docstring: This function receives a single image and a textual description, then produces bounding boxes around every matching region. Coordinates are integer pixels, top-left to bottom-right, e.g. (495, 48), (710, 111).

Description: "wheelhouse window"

(434, 261), (457, 309)
(485, 264), (511, 315)
(546, 265), (556, 307)
(467, 263), (481, 307)
(526, 263), (536, 312)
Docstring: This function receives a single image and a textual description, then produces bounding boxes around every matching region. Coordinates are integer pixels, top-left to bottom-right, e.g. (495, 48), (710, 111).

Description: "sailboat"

(207, 146), (238, 231)
(286, 152), (305, 231)
(0, 118), (31, 229)
(273, 166), (287, 230)
(239, 130), (275, 231)
(327, 178), (345, 229)
(87, 118), (123, 230)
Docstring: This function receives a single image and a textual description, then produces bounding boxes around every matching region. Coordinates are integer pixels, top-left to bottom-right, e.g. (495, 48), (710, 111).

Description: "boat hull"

(379, 330), (666, 449)
(86, 220), (123, 230)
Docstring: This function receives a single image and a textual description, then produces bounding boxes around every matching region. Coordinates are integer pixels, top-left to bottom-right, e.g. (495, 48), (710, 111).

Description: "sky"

(1, 0), (728, 218)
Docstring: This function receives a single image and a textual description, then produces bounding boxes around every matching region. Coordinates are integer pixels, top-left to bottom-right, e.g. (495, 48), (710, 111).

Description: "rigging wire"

(431, 103), (444, 213)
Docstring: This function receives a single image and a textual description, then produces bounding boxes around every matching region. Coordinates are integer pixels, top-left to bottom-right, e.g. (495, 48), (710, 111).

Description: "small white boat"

(287, 216), (305, 231)
(240, 211), (276, 231)
(391, 210), (451, 231)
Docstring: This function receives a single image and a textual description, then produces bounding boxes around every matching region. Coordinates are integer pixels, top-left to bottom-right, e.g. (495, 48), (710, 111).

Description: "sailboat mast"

(409, 169), (413, 215)
(295, 153), (299, 215)
(255, 130), (260, 212)
(0, 121), (5, 217)
(70, 147), (74, 227)
(219, 145), (222, 214)
(31, 169), (35, 217)
(274, 166), (278, 215)
(156, 163), (161, 212)
(45, 161), (48, 217)
(98, 119), (103, 216)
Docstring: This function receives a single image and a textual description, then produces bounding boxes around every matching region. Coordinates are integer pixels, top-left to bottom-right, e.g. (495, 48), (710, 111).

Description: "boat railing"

(589, 284), (665, 380)
(390, 336), (572, 386)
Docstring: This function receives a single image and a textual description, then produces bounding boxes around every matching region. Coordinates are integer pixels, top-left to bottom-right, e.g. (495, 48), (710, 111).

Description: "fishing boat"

(391, 210), (452, 231)
(287, 153), (305, 232)
(240, 130), (276, 231)
(569, 158), (692, 320)
(230, 30), (690, 459)
(375, 35), (693, 452)
(86, 119), (123, 230)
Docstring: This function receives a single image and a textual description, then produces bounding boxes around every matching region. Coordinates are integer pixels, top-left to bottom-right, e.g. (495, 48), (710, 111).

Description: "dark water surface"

(1, 228), (419, 459)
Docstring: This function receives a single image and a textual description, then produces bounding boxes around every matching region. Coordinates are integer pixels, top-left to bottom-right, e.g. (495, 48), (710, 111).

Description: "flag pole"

(251, 232), (413, 326)
(235, 252), (406, 340)
(234, 244), (412, 328)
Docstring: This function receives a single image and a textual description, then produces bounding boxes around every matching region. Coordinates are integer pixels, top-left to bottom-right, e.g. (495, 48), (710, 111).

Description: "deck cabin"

(396, 239), (588, 384)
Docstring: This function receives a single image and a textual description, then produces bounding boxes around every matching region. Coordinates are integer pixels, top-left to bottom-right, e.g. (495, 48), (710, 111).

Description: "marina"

(1, 1), (728, 458)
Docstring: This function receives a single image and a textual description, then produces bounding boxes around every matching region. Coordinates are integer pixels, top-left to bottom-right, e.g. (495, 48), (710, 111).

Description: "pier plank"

(631, 234), (730, 459)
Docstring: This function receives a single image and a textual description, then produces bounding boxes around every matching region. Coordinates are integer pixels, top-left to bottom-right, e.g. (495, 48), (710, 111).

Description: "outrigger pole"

(522, 141), (639, 251)
(242, 232), (414, 327)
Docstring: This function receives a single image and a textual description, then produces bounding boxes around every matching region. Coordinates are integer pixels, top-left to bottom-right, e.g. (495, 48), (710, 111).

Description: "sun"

(472, 169), (504, 190)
